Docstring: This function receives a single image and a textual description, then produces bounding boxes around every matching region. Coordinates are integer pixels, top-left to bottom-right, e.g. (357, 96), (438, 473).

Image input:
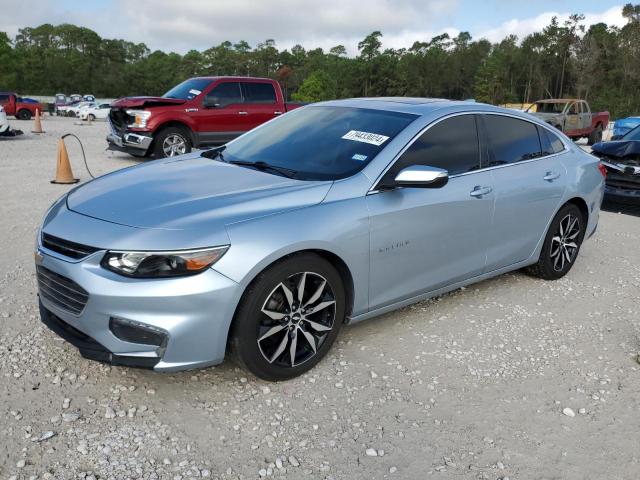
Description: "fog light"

(109, 317), (168, 348)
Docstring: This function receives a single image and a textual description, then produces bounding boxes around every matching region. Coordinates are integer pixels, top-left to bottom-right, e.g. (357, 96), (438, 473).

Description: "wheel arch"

(565, 196), (589, 224)
(224, 247), (356, 357)
(234, 248), (355, 320)
(152, 120), (196, 146)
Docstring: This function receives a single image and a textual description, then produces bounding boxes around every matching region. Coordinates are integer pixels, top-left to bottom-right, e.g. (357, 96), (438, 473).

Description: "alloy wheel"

(162, 134), (187, 157)
(550, 214), (580, 272)
(257, 272), (336, 368)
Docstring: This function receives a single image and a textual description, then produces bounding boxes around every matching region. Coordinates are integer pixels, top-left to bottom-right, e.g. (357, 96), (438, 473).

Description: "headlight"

(101, 246), (229, 278)
(126, 109), (151, 128)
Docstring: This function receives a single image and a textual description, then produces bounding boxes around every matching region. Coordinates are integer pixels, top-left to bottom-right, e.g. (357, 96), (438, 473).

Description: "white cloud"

(0, 1), (629, 56)
(113, 0), (458, 54)
(475, 5), (627, 43)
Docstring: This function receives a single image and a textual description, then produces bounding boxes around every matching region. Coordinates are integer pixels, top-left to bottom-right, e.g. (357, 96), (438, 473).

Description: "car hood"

(110, 96), (186, 108)
(67, 153), (332, 230)
(592, 140), (640, 159)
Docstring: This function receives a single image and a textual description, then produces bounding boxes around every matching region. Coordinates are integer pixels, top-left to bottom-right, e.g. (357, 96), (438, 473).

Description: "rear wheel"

(231, 254), (346, 381)
(588, 125), (603, 145)
(153, 126), (192, 158)
(526, 203), (585, 280)
(17, 109), (31, 121)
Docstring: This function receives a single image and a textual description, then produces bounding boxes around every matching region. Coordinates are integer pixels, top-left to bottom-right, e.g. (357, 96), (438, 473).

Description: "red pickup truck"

(526, 99), (610, 145)
(0, 92), (46, 120)
(107, 77), (304, 158)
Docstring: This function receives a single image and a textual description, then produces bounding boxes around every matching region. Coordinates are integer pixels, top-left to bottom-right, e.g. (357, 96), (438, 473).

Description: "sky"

(0, 0), (630, 55)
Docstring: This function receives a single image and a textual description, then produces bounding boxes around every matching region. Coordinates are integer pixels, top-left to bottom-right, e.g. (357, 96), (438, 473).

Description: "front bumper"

(35, 245), (242, 372)
(106, 131), (153, 154)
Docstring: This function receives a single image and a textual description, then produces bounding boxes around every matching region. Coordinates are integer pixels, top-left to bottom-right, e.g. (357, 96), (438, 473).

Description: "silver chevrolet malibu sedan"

(36, 98), (605, 380)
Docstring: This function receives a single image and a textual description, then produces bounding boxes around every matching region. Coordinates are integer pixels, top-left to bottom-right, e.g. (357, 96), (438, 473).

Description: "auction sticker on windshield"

(342, 130), (390, 146)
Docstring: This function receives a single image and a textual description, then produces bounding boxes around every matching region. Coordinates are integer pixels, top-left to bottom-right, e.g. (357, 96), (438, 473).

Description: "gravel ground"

(1, 116), (639, 480)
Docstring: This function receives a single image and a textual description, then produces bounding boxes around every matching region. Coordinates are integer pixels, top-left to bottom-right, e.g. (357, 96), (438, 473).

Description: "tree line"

(1, 3), (639, 118)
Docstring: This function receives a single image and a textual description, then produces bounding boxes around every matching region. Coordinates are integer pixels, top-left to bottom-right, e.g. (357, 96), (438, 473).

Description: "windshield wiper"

(201, 145), (226, 162)
(228, 160), (299, 179)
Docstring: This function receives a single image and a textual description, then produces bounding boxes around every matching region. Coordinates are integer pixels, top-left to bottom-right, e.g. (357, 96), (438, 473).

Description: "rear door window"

(538, 127), (565, 155)
(206, 82), (243, 106)
(388, 114), (481, 177)
(243, 82), (277, 104)
(483, 115), (542, 165)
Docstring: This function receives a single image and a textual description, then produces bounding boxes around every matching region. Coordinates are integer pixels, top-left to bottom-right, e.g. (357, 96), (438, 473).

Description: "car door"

(98, 104), (111, 119)
(366, 114), (494, 310)
(240, 82), (280, 131)
(481, 114), (567, 271)
(195, 81), (245, 145)
(564, 102), (580, 133)
(579, 101), (592, 132)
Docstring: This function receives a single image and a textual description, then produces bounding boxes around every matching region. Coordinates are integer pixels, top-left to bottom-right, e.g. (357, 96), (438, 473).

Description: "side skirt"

(347, 258), (537, 325)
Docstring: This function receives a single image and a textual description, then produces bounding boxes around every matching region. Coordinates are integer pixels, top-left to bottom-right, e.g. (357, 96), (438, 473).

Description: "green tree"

(292, 70), (336, 102)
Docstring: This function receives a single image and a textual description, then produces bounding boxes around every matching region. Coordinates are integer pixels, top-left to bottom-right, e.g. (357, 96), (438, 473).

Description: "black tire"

(526, 203), (585, 280)
(231, 253), (346, 381)
(87, 114), (96, 122)
(153, 126), (192, 158)
(68, 111), (76, 118)
(17, 109), (31, 121)
(588, 125), (603, 145)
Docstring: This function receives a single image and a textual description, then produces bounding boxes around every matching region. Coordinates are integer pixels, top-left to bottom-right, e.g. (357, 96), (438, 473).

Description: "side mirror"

(203, 96), (221, 108)
(378, 165), (449, 190)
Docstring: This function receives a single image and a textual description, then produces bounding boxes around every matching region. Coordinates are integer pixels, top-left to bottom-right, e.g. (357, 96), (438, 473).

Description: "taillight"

(597, 162), (607, 177)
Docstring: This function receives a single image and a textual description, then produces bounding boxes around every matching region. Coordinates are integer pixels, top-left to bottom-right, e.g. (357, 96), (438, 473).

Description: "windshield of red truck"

(163, 78), (213, 100)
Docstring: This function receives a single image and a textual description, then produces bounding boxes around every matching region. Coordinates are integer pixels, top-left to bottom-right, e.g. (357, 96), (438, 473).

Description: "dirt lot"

(1, 116), (639, 480)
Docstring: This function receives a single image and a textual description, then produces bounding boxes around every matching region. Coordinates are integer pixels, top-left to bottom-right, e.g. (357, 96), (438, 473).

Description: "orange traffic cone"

(51, 138), (79, 184)
(32, 109), (45, 134)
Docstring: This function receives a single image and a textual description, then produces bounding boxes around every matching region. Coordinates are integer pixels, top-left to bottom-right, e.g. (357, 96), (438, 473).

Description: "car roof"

(316, 97), (502, 115)
(190, 76), (274, 82)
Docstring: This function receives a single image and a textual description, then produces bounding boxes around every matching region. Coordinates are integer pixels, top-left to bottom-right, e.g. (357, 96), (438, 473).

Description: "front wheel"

(17, 109), (32, 121)
(231, 254), (346, 381)
(153, 127), (192, 158)
(526, 203), (585, 280)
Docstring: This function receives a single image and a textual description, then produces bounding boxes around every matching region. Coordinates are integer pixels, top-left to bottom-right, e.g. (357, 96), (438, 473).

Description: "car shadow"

(602, 198), (640, 217)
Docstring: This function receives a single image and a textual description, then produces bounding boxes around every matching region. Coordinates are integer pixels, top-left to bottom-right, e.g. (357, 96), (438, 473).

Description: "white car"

(67, 101), (97, 118)
(80, 103), (111, 121)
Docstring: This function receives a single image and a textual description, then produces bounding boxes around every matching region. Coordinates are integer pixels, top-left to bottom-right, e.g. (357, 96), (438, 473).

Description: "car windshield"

(215, 106), (417, 181)
(622, 125), (640, 141)
(532, 102), (567, 114)
(163, 78), (213, 100)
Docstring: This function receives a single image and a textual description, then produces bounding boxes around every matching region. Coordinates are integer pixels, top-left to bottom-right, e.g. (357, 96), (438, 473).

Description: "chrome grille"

(37, 266), (89, 315)
(42, 233), (99, 260)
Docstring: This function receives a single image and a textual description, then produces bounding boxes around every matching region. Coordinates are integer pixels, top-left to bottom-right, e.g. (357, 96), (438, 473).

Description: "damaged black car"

(591, 125), (640, 203)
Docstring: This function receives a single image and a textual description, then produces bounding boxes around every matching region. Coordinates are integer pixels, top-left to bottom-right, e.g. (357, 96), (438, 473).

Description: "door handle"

(543, 171), (560, 181)
(470, 186), (493, 197)
(238, 111), (248, 115)
(274, 111), (283, 115)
